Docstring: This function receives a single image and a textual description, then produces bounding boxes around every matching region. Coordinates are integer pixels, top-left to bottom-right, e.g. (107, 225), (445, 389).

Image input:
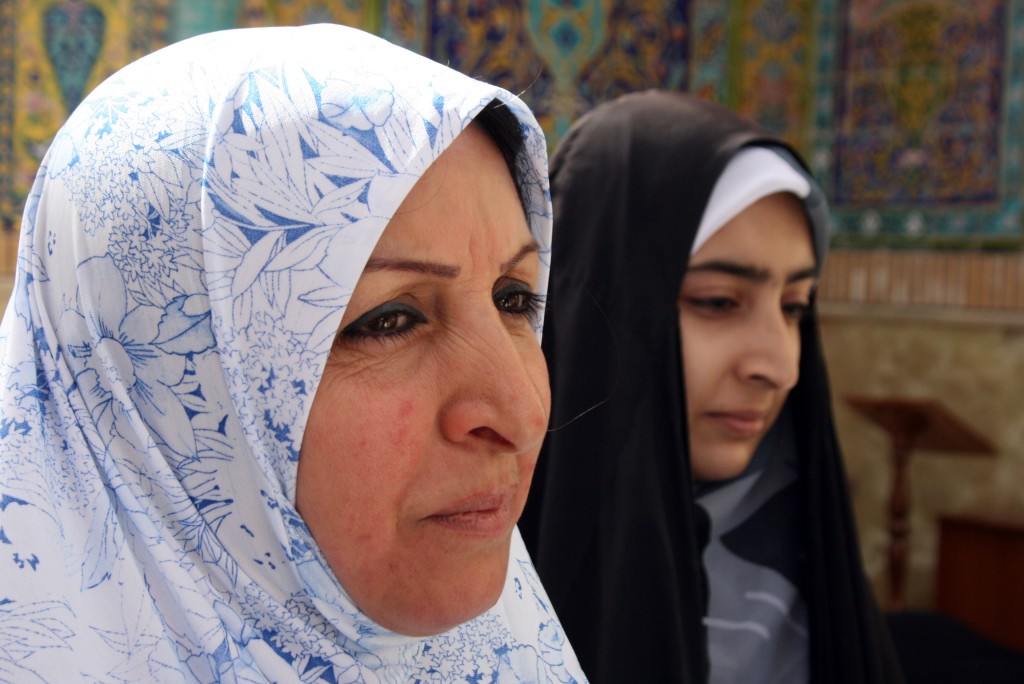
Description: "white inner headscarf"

(691, 146), (813, 256)
(0, 24), (584, 683)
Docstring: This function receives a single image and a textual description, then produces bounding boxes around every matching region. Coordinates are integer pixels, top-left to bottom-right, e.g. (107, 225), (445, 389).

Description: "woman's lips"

(706, 411), (767, 438)
(425, 491), (514, 537)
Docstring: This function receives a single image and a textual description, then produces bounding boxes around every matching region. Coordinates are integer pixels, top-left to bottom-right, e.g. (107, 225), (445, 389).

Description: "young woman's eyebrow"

(786, 265), (820, 283)
(686, 260), (819, 283)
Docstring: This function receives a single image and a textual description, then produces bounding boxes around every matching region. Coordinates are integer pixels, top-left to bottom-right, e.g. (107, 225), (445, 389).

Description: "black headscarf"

(519, 90), (904, 684)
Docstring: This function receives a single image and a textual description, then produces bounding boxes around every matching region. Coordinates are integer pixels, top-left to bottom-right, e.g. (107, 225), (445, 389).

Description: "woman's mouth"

(707, 411), (768, 438)
(425, 491), (514, 537)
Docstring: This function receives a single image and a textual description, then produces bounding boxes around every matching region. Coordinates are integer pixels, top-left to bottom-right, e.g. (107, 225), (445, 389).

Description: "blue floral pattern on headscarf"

(0, 24), (583, 683)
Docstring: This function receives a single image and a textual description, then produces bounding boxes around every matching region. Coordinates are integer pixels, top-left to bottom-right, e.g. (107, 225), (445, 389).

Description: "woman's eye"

(684, 296), (738, 315)
(494, 284), (544, 322)
(339, 303), (426, 342)
(783, 301), (812, 321)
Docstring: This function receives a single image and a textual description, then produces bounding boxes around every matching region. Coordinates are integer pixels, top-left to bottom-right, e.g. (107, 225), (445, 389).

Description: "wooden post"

(846, 396), (995, 611)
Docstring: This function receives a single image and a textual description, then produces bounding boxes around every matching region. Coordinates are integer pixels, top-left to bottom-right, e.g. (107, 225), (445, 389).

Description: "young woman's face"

(296, 124), (550, 636)
(679, 192), (817, 481)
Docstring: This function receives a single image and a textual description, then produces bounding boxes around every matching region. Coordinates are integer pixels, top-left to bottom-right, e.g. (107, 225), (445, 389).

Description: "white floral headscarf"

(0, 24), (584, 683)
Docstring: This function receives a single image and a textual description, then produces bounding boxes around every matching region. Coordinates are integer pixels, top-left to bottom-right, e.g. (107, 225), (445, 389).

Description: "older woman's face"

(679, 192), (817, 481)
(296, 124), (550, 636)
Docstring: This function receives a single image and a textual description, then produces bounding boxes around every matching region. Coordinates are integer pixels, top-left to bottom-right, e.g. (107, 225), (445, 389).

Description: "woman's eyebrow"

(786, 265), (820, 283)
(501, 240), (540, 272)
(687, 260), (819, 283)
(360, 240), (539, 278)
(362, 258), (460, 278)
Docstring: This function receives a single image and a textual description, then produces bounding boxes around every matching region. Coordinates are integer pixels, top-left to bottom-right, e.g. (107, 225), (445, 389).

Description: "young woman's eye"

(494, 283), (544, 322)
(783, 301), (812, 322)
(684, 296), (738, 315)
(338, 302), (426, 342)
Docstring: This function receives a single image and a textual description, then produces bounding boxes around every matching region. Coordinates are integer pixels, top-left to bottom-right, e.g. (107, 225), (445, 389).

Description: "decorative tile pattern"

(576, 1), (689, 110)
(424, 0), (688, 142)
(689, 0), (729, 101)
(381, 0), (426, 52)
(7, 0), (169, 265)
(831, 0), (1018, 240)
(428, 0), (555, 129)
(165, 0), (244, 42)
(0, 0), (15, 243)
(5, 0), (1024, 266)
(730, 0), (818, 152)
(2, 0), (689, 251)
(690, 0), (821, 154)
(271, 0), (376, 30)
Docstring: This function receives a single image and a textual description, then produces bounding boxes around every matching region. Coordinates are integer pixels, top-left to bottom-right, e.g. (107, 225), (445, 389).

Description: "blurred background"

(2, 0), (1023, 652)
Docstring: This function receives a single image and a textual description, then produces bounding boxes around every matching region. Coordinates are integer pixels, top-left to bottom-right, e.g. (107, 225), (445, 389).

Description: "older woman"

(0, 24), (585, 682)
(520, 91), (903, 683)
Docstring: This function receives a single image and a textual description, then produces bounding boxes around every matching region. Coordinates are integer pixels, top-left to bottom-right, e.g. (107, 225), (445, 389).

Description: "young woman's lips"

(425, 491), (514, 537)
(707, 411), (767, 438)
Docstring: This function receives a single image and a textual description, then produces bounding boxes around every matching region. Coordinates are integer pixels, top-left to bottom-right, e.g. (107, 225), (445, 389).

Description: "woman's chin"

(360, 554), (510, 637)
(691, 442), (758, 482)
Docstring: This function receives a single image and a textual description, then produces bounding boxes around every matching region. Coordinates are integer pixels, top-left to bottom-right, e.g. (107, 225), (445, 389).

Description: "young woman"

(0, 24), (585, 682)
(520, 90), (903, 683)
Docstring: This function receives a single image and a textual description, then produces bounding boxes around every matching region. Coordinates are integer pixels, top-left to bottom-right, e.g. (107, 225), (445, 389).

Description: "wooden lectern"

(846, 396), (996, 611)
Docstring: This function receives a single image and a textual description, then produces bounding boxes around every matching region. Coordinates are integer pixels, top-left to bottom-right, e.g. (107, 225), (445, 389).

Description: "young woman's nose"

(735, 307), (800, 391)
(438, 315), (550, 454)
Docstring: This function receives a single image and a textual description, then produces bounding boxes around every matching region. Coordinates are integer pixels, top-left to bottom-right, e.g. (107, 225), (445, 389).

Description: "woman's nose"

(735, 308), (800, 391)
(438, 316), (550, 455)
